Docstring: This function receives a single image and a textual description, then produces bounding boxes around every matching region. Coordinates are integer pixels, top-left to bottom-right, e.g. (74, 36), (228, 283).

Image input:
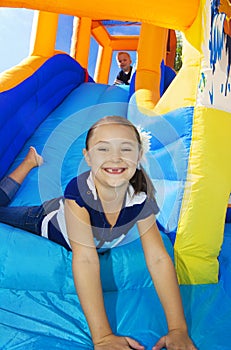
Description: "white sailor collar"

(86, 171), (147, 207)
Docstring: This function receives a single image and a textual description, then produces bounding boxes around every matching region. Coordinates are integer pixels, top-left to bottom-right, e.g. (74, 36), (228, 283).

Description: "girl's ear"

(83, 149), (91, 166)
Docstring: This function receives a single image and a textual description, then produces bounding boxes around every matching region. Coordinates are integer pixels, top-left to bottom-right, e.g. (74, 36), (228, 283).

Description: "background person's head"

(116, 52), (132, 73)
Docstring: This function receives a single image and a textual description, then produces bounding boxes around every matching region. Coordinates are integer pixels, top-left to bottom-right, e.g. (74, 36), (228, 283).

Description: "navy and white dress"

(41, 171), (159, 252)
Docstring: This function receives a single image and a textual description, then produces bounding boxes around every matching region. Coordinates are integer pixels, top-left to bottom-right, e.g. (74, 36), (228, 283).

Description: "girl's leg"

(0, 177), (21, 206)
(0, 147), (43, 206)
(0, 197), (63, 235)
(0, 204), (45, 235)
(9, 146), (43, 185)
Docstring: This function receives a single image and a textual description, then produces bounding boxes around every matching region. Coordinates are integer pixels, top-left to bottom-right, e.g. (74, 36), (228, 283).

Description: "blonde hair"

(116, 51), (132, 61)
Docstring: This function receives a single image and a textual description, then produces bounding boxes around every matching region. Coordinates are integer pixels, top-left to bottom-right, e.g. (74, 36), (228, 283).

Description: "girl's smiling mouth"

(103, 167), (126, 174)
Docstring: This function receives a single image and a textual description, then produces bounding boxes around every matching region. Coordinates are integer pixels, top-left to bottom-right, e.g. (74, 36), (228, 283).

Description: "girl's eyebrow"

(121, 141), (135, 145)
(96, 140), (135, 146)
(95, 141), (110, 145)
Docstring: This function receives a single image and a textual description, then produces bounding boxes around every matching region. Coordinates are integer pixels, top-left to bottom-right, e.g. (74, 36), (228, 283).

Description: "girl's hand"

(94, 334), (145, 350)
(152, 329), (197, 350)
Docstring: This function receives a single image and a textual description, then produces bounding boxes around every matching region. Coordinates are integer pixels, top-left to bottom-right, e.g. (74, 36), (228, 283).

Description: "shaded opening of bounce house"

(0, 9), (180, 87)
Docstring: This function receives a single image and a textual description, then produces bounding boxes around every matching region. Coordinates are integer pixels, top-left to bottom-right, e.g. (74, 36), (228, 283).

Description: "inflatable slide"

(0, 0), (231, 349)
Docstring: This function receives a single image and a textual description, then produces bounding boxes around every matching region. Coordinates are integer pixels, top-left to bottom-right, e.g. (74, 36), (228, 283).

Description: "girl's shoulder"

(64, 171), (91, 206)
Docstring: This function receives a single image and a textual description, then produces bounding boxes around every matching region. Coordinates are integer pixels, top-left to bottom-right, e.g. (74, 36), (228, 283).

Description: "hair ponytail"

(129, 165), (155, 199)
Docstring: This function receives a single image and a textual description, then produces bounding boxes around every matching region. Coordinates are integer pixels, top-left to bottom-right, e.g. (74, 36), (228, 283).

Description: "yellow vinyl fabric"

(175, 107), (231, 284)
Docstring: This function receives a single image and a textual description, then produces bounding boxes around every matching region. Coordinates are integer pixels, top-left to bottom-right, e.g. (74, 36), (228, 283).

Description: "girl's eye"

(121, 148), (132, 152)
(98, 148), (109, 152)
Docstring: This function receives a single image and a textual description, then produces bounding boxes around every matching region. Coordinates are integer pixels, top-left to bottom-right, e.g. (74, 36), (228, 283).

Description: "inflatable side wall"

(130, 0), (231, 284)
(0, 54), (89, 178)
(174, 0), (231, 284)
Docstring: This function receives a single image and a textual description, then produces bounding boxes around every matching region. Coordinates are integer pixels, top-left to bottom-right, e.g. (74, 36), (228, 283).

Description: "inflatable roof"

(0, 0), (199, 29)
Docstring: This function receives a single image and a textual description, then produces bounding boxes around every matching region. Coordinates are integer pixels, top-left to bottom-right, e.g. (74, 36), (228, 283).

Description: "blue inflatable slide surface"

(0, 54), (231, 350)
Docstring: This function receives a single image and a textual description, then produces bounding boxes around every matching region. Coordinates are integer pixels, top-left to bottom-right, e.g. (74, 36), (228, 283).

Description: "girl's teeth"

(106, 168), (123, 173)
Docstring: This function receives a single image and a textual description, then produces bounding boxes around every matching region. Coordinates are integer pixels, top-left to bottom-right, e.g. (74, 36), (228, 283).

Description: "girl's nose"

(110, 152), (122, 162)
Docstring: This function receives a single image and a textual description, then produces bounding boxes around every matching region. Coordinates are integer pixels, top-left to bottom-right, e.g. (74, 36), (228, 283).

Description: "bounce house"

(0, 0), (231, 349)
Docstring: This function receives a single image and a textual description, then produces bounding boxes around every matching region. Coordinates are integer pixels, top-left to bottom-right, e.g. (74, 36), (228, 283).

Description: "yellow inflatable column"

(175, 108), (231, 284)
(135, 23), (168, 111)
(91, 21), (112, 84)
(174, 0), (231, 284)
(154, 36), (201, 115)
(71, 17), (92, 69)
(30, 11), (59, 56)
(94, 45), (112, 84)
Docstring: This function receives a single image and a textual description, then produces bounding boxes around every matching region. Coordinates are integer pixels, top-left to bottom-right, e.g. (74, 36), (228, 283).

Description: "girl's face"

(84, 123), (142, 190)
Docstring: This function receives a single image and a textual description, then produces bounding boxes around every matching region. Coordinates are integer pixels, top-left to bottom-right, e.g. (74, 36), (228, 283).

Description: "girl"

(0, 116), (196, 350)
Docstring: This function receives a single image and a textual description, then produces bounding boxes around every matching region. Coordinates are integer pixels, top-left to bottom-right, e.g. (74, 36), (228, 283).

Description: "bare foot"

(25, 146), (44, 168)
(8, 147), (44, 184)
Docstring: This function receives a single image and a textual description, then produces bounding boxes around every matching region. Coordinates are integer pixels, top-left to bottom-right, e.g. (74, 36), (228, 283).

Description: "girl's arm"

(65, 199), (144, 350)
(64, 199), (112, 342)
(137, 215), (196, 350)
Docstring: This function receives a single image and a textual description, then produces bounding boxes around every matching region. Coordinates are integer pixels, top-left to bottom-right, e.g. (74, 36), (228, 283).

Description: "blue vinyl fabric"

(1, 223), (231, 350)
(128, 100), (194, 243)
(0, 59), (231, 350)
(129, 60), (176, 99)
(226, 207), (231, 222)
(0, 53), (90, 180)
